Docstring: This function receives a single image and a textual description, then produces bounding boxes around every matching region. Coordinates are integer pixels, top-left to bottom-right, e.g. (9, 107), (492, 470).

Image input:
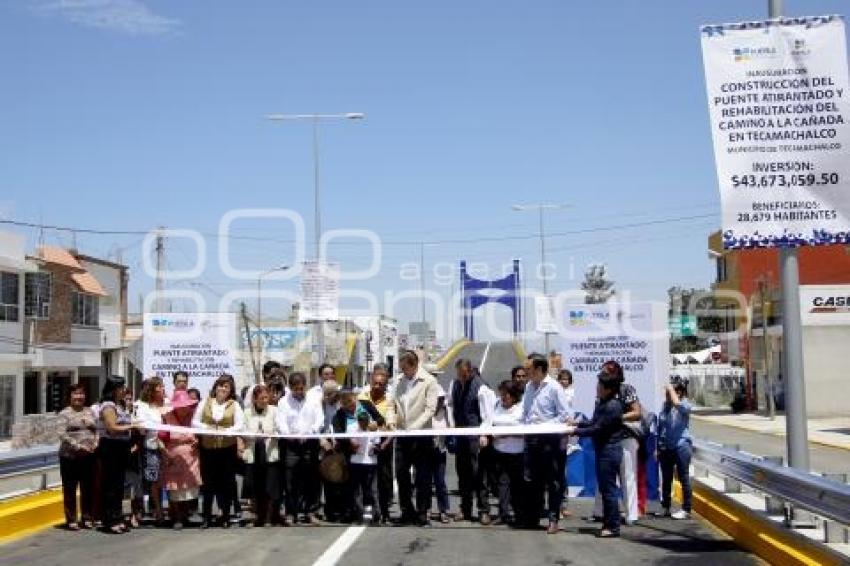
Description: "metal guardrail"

(692, 439), (850, 526)
(0, 445), (58, 479)
(0, 445), (59, 499)
(1, 439), (849, 528)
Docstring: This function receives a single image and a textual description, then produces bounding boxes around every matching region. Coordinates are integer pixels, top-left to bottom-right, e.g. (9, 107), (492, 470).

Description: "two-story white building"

(0, 232), (35, 437)
(0, 233), (131, 439)
(22, 246), (129, 415)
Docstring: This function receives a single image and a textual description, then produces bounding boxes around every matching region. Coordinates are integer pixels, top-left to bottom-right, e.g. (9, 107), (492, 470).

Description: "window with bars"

(0, 272), (20, 322)
(24, 272), (51, 319)
(71, 292), (99, 327)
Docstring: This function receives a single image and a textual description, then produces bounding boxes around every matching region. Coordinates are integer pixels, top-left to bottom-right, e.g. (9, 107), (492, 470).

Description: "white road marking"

(311, 525), (367, 566)
(479, 341), (492, 376)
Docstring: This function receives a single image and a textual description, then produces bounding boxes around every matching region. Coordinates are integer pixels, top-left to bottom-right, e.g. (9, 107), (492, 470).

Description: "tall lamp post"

(767, 0), (809, 473)
(512, 203), (568, 354)
(257, 264), (290, 371)
(266, 112), (365, 363)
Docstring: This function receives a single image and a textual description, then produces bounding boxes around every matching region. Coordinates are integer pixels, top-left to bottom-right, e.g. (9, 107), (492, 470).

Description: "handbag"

(319, 450), (349, 484)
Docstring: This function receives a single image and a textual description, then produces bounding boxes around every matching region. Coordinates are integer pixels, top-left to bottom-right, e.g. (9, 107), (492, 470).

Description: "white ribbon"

(141, 421), (571, 440)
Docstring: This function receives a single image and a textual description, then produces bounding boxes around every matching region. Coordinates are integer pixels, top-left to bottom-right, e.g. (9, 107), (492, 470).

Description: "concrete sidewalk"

(691, 408), (850, 451)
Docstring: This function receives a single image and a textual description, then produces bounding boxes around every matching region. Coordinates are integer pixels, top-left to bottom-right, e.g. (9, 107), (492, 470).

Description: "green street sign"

(669, 315), (697, 337)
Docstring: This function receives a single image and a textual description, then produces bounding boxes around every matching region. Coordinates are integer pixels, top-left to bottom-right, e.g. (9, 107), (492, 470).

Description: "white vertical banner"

(299, 260), (340, 322)
(701, 15), (850, 248)
(557, 302), (667, 418)
(534, 295), (558, 334)
(143, 313), (237, 397)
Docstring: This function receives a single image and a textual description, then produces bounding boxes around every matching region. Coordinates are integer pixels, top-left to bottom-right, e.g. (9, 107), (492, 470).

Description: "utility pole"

(420, 242), (427, 325)
(241, 302), (260, 384)
(512, 203), (567, 354)
(768, 0), (809, 472)
(154, 228), (165, 313)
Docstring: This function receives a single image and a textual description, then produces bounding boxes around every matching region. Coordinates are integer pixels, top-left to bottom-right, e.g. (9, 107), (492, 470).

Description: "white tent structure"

(671, 345), (721, 365)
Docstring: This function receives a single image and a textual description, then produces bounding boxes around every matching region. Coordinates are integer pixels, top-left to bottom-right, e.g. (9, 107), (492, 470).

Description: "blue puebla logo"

(151, 318), (196, 331)
(733, 46), (778, 62)
(568, 310), (588, 326)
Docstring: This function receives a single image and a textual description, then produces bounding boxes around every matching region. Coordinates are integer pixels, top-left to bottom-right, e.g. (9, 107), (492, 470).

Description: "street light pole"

(257, 264), (290, 372)
(266, 112), (365, 259)
(313, 116), (321, 260)
(767, 0), (809, 472)
(538, 206), (550, 354)
(512, 203), (568, 354)
(266, 112), (364, 365)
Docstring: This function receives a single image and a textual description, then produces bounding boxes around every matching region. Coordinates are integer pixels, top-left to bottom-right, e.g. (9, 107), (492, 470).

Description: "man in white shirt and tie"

(275, 372), (323, 525)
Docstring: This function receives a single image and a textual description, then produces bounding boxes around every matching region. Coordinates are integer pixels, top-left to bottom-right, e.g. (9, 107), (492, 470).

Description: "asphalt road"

(434, 341), (521, 391)
(0, 499), (758, 566)
(1, 455), (759, 566)
(690, 418), (850, 475)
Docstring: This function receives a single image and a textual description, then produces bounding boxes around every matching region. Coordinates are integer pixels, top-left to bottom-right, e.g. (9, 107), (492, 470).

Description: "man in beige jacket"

(387, 350), (440, 526)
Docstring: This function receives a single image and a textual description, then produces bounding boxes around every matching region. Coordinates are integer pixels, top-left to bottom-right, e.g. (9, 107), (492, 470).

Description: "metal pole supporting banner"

(313, 117), (325, 364)
(539, 207), (550, 354)
(780, 248), (810, 471)
(768, 0), (810, 472)
(313, 116), (321, 260)
(257, 276), (263, 367)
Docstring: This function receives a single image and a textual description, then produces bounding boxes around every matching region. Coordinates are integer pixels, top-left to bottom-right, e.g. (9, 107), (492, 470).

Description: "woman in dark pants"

(96, 375), (136, 534)
(489, 380), (525, 525)
(241, 384), (282, 527)
(658, 378), (693, 520)
(58, 383), (98, 530)
(567, 373), (626, 538)
(192, 374), (245, 528)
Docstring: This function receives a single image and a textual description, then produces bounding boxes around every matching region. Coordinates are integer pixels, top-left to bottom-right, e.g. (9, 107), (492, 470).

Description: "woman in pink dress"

(159, 390), (201, 530)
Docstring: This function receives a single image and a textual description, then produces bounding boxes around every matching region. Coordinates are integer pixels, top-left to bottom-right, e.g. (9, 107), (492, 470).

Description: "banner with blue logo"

(558, 302), (667, 418)
(240, 326), (311, 363)
(701, 16), (850, 248)
(143, 313), (237, 395)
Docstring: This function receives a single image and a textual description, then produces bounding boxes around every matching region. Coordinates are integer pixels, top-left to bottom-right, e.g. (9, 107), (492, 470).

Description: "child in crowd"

(430, 386), (451, 523)
(348, 410), (380, 523)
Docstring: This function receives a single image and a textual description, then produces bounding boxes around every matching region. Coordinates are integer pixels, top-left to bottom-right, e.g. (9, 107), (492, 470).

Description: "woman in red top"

(159, 390), (201, 530)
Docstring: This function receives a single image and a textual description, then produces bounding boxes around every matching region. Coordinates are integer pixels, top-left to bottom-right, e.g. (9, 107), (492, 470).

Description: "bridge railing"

(0, 444), (60, 501)
(692, 439), (850, 545)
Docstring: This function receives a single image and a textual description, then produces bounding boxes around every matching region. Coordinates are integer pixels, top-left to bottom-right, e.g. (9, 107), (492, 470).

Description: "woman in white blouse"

(240, 384), (281, 527)
(135, 376), (168, 524)
(489, 379), (525, 525)
(192, 374), (245, 528)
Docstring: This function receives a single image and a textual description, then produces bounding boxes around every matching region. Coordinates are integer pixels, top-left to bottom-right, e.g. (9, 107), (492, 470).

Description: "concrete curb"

(0, 489), (65, 545)
(690, 414), (850, 452)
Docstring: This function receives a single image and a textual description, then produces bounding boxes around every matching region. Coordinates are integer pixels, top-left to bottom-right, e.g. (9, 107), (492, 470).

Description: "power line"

(0, 335), (119, 353)
(0, 212), (719, 247)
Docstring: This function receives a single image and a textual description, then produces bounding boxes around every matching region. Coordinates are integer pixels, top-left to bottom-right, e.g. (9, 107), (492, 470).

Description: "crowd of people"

(57, 350), (693, 539)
